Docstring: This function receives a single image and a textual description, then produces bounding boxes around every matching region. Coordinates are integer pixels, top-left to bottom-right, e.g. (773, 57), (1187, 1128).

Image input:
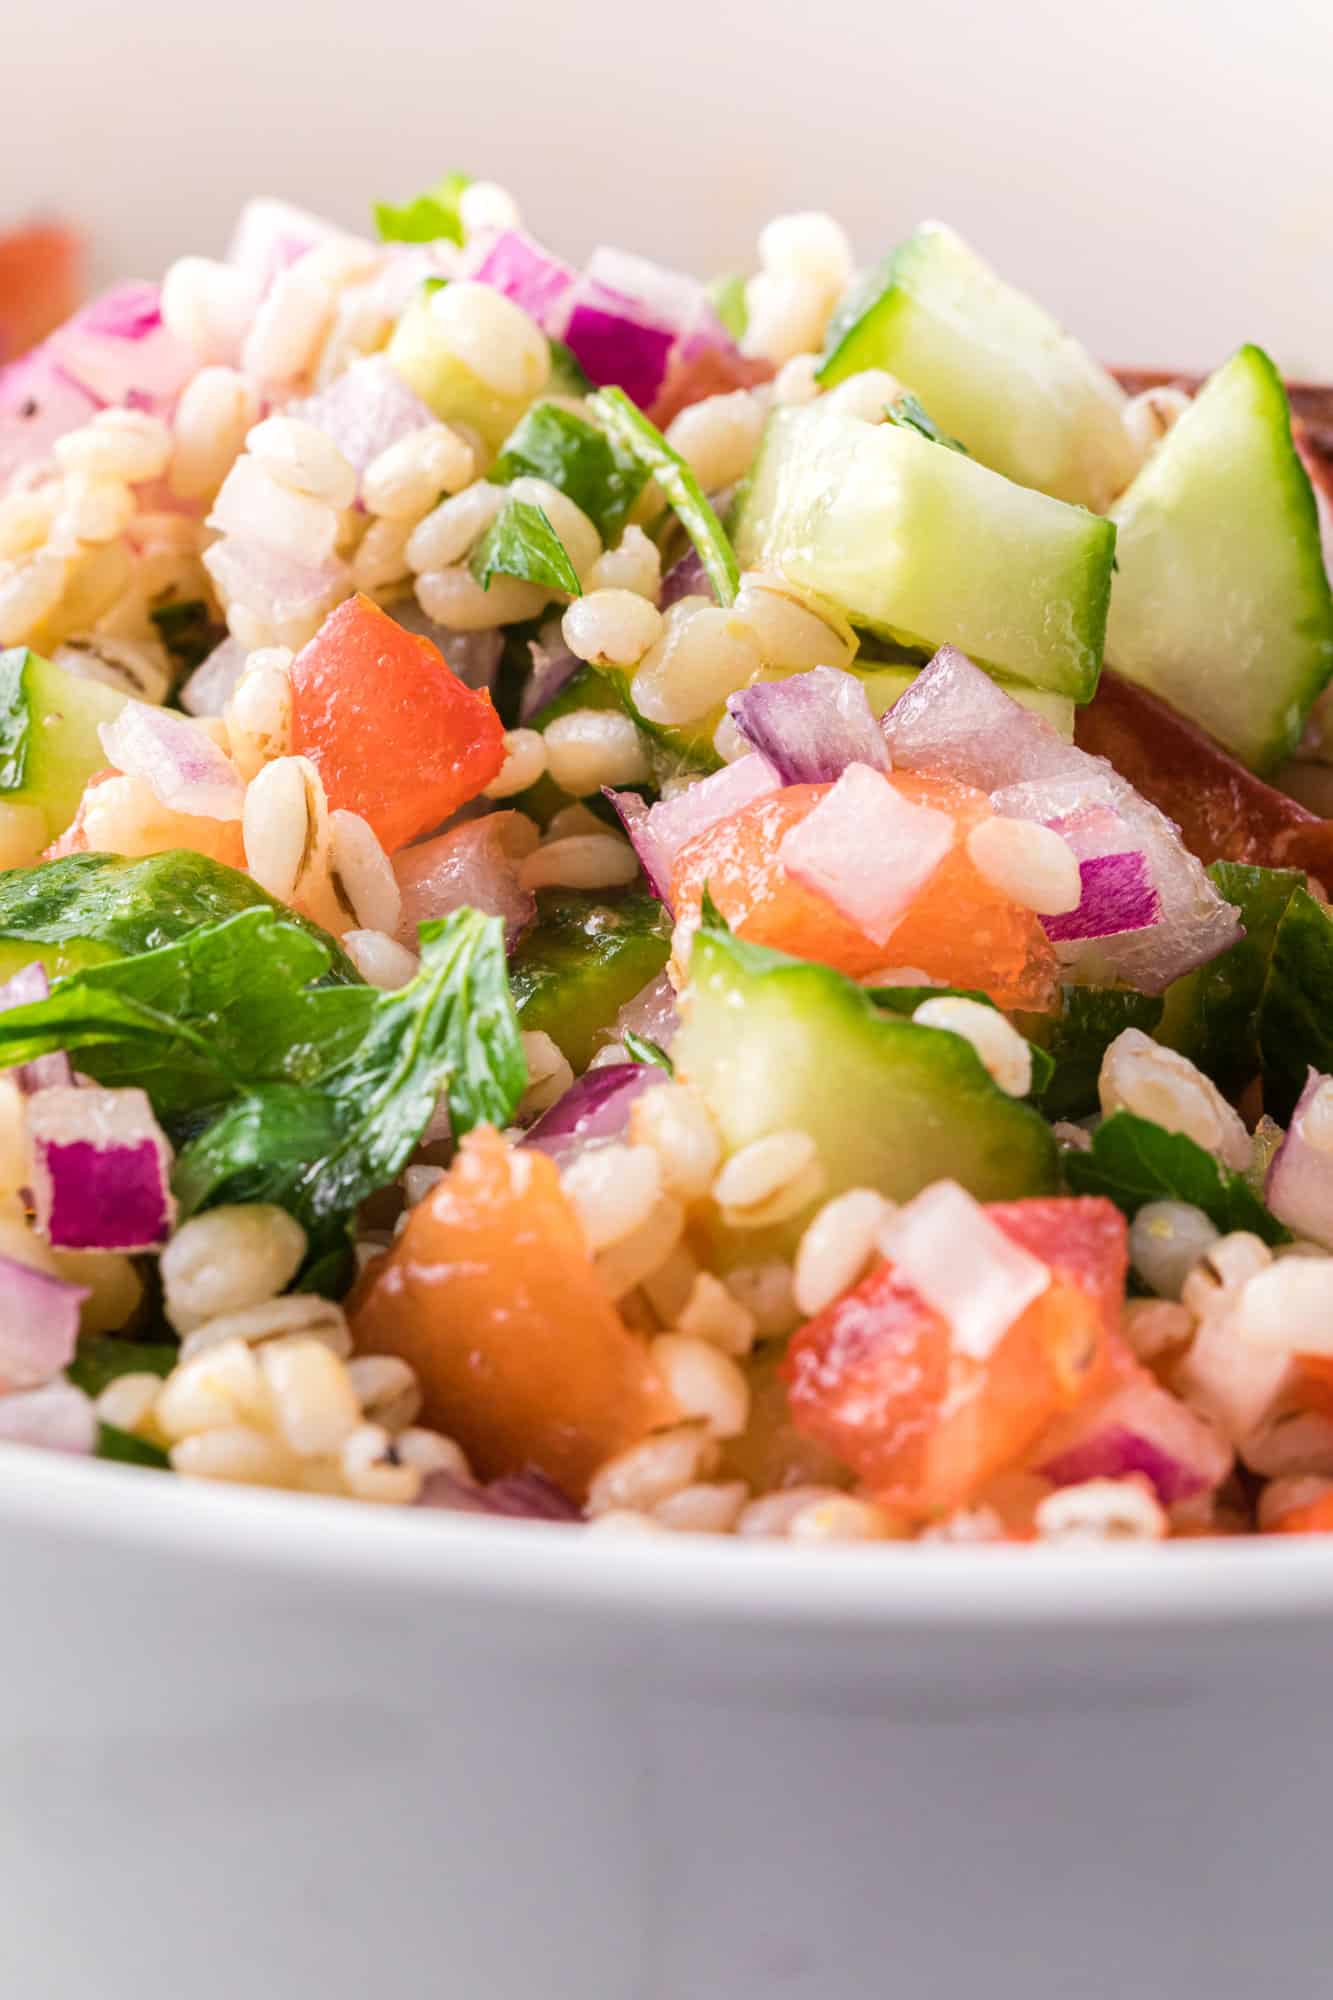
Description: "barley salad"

(3, 176), (1333, 1545)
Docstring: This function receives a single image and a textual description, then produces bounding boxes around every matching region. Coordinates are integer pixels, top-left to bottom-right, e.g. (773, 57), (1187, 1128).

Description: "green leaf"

(470, 498), (583, 596)
(173, 909), (526, 1249)
(886, 391), (968, 455)
(491, 402), (649, 543)
(1065, 1110), (1288, 1244)
(509, 889), (670, 1071)
(588, 387), (741, 607)
(707, 273), (749, 341)
(623, 1029), (673, 1073)
(1158, 862), (1305, 1098)
(1259, 884), (1333, 1122)
(1019, 986), (1164, 1122)
(67, 1335), (177, 1399)
(0, 850), (359, 985)
(150, 598), (225, 677)
(373, 171), (470, 245)
(0, 647), (33, 792)
(0, 907), (372, 1119)
(96, 1424), (171, 1470)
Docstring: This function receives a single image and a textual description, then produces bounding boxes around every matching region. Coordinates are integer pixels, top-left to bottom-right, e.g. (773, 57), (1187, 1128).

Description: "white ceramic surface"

(6, 1446), (1333, 2000)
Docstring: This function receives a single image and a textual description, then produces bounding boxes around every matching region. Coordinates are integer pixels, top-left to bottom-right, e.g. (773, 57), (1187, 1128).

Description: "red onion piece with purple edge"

(0, 961), (73, 1093)
(0, 1378), (97, 1455)
(1266, 1069), (1333, 1250)
(419, 1467), (583, 1520)
(727, 667), (891, 786)
(606, 753), (782, 909)
(522, 1062), (666, 1159)
(0, 1254), (87, 1392)
(28, 1085), (176, 1252)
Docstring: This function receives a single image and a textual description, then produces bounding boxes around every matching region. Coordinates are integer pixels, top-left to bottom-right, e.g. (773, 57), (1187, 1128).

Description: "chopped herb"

(886, 391), (968, 454)
(588, 387), (740, 607)
(150, 598), (226, 677)
(623, 1029), (674, 1073)
(470, 498), (582, 597)
(1065, 1110), (1288, 1245)
(373, 171), (471, 246)
(492, 402), (648, 542)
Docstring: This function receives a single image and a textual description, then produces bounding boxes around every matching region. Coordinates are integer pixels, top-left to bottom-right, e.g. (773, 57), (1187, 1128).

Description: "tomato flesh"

(349, 1126), (674, 1496)
(290, 594), (506, 853)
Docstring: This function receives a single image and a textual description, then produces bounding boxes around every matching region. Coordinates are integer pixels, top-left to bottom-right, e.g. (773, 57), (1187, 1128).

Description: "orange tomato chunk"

(349, 1126), (674, 1496)
(669, 772), (1057, 1010)
(289, 594), (506, 852)
(781, 1196), (1126, 1515)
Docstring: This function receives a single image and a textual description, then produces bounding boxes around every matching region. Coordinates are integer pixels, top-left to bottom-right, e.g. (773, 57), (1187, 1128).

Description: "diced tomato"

(289, 594), (506, 852)
(781, 1196), (1126, 1515)
(669, 771), (1058, 1010)
(0, 222), (84, 362)
(1076, 669), (1333, 880)
(349, 1125), (675, 1496)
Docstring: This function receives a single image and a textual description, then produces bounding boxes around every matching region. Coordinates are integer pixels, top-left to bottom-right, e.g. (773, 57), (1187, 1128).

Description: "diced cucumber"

(387, 292), (533, 451)
(509, 890), (671, 1070)
(1105, 345), (1333, 771)
(734, 403), (1115, 699)
(818, 223), (1136, 512)
(674, 920), (1059, 1228)
(0, 850), (359, 987)
(0, 647), (128, 841)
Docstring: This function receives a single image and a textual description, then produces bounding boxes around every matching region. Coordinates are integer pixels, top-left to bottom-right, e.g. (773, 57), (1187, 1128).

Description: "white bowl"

(6, 1445), (1333, 2000)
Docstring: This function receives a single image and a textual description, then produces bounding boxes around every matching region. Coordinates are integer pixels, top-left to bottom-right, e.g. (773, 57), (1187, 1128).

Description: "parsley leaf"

(1017, 986), (1164, 1122)
(588, 387), (740, 607)
(470, 497), (582, 596)
(173, 910), (525, 1251)
(67, 1336), (176, 1399)
(1065, 1110), (1287, 1245)
(886, 391), (968, 454)
(623, 1029), (674, 1073)
(373, 171), (471, 246)
(491, 403), (648, 542)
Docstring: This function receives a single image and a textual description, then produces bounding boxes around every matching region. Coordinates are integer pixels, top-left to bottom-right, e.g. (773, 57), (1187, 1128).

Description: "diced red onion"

(290, 355), (437, 485)
(99, 701), (246, 821)
(778, 761), (953, 945)
(606, 753), (781, 906)
(520, 624), (581, 723)
(1043, 852), (1162, 942)
(585, 248), (715, 341)
(226, 196), (342, 291)
(660, 548), (715, 610)
(0, 346), (101, 484)
(419, 1467), (583, 1521)
(462, 229), (578, 328)
(202, 537), (348, 631)
(1266, 1069), (1333, 1250)
(180, 635), (251, 718)
(522, 1062), (666, 1159)
(1037, 1372), (1231, 1504)
(883, 648), (1242, 992)
(0, 1378), (96, 1455)
(879, 1180), (1051, 1362)
(0, 1254), (86, 1392)
(28, 1084), (176, 1252)
(610, 970), (679, 1055)
(0, 961), (73, 1093)
(728, 668), (891, 786)
(394, 812), (536, 950)
(562, 281), (676, 407)
(48, 283), (194, 416)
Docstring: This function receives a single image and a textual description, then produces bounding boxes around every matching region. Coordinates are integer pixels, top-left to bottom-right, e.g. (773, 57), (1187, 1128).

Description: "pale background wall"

(6, 0), (1332, 372)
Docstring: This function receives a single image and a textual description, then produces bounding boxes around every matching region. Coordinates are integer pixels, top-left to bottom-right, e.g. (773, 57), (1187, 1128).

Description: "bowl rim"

(9, 1443), (1333, 1633)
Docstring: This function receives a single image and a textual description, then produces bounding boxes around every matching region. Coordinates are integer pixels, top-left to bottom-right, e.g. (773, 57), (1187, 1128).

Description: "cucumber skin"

(510, 890), (671, 1072)
(735, 404), (1115, 700)
(817, 225), (1136, 512)
(1106, 345), (1333, 772)
(675, 925), (1059, 1232)
(0, 648), (128, 839)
